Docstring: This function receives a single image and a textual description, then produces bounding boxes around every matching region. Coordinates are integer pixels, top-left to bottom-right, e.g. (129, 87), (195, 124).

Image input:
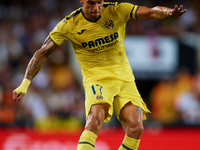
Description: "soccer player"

(13, 0), (186, 149)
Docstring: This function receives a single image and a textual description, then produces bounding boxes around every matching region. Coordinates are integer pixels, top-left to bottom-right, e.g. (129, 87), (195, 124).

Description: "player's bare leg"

(77, 103), (110, 150)
(118, 102), (143, 150)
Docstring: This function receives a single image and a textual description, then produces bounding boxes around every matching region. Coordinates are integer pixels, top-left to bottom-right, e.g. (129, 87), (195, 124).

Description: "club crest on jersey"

(96, 95), (103, 101)
(105, 20), (114, 29)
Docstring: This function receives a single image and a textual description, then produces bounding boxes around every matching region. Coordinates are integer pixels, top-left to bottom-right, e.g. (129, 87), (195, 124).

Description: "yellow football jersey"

(49, 2), (139, 86)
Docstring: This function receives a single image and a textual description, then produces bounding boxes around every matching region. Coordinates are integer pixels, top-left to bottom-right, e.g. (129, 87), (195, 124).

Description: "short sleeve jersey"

(49, 2), (139, 86)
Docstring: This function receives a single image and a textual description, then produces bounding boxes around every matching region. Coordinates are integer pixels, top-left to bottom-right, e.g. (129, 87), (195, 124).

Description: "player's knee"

(85, 113), (104, 134)
(126, 120), (144, 138)
(84, 104), (109, 134)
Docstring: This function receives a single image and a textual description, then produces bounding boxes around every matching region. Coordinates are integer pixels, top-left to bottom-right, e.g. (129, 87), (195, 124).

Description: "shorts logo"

(96, 95), (103, 101)
(105, 20), (114, 29)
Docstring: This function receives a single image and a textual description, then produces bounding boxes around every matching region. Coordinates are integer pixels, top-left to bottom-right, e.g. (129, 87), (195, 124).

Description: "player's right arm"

(13, 36), (57, 102)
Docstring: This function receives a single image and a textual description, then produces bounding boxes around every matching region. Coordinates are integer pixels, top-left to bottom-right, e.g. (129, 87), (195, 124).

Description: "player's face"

(80, 0), (104, 20)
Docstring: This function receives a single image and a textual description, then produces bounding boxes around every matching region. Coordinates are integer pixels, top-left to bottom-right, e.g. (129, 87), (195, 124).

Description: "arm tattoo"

(24, 37), (57, 80)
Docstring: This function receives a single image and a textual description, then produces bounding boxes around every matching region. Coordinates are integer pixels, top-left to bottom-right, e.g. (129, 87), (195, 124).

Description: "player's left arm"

(136, 5), (186, 20)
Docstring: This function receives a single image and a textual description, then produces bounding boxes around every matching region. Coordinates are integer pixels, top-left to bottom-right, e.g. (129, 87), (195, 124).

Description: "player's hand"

(13, 91), (25, 102)
(13, 79), (31, 102)
(167, 5), (186, 18)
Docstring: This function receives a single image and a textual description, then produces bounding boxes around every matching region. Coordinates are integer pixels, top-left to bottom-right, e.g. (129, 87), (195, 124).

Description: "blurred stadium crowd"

(0, 0), (200, 130)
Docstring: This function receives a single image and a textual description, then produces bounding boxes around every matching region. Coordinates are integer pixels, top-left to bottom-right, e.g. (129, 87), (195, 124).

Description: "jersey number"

(90, 84), (103, 95)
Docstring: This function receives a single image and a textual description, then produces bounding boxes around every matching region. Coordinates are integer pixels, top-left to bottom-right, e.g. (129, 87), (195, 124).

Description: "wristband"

(15, 79), (31, 95)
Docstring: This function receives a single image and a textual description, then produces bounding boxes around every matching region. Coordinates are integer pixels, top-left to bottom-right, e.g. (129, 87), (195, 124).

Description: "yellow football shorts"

(84, 79), (150, 122)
